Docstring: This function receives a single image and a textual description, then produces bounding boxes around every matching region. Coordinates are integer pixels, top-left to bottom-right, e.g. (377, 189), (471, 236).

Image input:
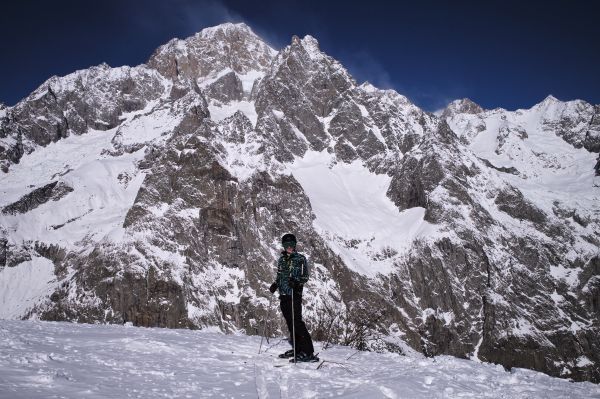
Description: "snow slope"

(289, 151), (437, 277)
(0, 127), (147, 246)
(0, 320), (597, 399)
(0, 258), (58, 319)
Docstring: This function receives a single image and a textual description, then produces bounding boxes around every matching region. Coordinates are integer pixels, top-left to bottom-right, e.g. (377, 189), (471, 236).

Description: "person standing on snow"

(269, 233), (319, 363)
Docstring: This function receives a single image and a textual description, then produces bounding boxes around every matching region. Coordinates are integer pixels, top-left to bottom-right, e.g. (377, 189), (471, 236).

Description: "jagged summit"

(147, 22), (276, 82)
(197, 22), (255, 38)
(297, 34), (321, 60)
(440, 98), (484, 118)
(541, 94), (559, 103)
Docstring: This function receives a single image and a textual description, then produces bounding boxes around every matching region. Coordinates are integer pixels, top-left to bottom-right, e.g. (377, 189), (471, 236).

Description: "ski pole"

(258, 294), (273, 354)
(291, 288), (296, 364)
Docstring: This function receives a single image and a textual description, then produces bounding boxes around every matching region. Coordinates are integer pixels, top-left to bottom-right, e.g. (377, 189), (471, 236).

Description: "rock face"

(0, 64), (167, 172)
(440, 98), (484, 119)
(1, 23), (599, 383)
(2, 181), (73, 215)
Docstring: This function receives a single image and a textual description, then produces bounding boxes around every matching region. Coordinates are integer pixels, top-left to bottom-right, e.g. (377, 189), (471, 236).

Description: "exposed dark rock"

(5, 245), (32, 268)
(388, 155), (434, 210)
(580, 256), (600, 316)
(217, 111), (252, 143)
(495, 186), (547, 225)
(204, 71), (243, 103)
(39, 249), (193, 328)
(584, 105), (600, 152)
(2, 181), (73, 215)
(538, 97), (599, 152)
(0, 237), (7, 268)
(329, 101), (386, 161)
(478, 157), (520, 175)
(34, 242), (68, 266)
(387, 122), (468, 221)
(254, 35), (355, 154)
(0, 64), (167, 171)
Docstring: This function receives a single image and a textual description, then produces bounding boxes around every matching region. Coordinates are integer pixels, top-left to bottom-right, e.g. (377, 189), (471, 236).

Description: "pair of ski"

(273, 349), (320, 367)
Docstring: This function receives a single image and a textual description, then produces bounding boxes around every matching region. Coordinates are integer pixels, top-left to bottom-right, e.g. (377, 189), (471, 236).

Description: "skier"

(269, 233), (319, 363)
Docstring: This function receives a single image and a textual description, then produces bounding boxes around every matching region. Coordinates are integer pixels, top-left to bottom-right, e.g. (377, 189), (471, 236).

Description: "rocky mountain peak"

(299, 35), (321, 58)
(282, 34), (334, 66)
(541, 94), (559, 104)
(196, 22), (254, 39)
(525, 95), (600, 152)
(531, 94), (564, 114)
(441, 98), (484, 118)
(147, 22), (276, 83)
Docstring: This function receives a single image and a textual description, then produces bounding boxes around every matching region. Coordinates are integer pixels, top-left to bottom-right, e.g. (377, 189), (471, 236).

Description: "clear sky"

(1, 0), (598, 112)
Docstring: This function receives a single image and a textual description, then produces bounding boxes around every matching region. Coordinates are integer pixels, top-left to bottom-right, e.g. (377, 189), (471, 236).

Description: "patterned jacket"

(276, 250), (309, 296)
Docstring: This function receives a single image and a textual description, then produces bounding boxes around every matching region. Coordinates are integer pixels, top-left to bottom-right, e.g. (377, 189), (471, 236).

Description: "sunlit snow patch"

(208, 101), (258, 126)
(290, 151), (436, 277)
(0, 257), (58, 319)
(0, 127), (147, 248)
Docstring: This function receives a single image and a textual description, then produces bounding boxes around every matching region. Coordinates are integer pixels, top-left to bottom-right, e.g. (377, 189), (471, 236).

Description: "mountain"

(1, 22), (599, 383)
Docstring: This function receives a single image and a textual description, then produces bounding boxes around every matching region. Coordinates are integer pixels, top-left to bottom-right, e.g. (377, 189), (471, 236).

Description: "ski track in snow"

(0, 320), (598, 399)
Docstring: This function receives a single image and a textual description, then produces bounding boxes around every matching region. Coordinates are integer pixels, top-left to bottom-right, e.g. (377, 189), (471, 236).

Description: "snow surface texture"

(0, 320), (598, 399)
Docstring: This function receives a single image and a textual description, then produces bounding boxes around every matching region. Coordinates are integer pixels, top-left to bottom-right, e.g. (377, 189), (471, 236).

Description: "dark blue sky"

(1, 0), (598, 112)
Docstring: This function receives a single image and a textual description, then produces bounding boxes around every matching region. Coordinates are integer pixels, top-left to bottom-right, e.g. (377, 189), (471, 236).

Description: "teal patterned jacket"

(276, 251), (309, 296)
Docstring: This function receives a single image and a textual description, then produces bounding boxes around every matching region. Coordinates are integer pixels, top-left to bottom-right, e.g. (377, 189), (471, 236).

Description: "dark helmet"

(281, 233), (297, 248)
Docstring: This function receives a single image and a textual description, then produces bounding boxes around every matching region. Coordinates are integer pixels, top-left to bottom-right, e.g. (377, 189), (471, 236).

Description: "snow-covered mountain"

(1, 22), (599, 383)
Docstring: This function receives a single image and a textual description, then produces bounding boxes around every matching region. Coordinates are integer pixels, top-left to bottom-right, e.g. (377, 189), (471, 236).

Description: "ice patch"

(550, 290), (563, 304)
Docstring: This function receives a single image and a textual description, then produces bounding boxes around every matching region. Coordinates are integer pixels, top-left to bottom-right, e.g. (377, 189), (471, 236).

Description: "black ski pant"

(279, 293), (314, 355)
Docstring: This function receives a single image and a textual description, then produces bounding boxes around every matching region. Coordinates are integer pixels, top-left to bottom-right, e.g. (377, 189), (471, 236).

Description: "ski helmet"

(281, 233), (297, 248)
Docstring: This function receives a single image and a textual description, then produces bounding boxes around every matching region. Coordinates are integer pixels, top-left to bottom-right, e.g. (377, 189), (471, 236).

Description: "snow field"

(0, 258), (57, 319)
(0, 95), (186, 249)
(208, 100), (258, 126)
(1, 320), (598, 399)
(0, 127), (146, 247)
(289, 151), (437, 277)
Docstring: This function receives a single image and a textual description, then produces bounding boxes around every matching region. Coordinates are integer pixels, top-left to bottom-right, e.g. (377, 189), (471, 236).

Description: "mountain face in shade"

(1, 22), (599, 383)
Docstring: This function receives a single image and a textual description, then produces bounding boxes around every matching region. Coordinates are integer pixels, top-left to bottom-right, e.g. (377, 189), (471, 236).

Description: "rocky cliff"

(1, 22), (599, 382)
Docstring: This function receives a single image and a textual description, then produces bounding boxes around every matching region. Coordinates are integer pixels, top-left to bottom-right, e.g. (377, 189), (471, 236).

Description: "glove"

(269, 282), (278, 294)
(288, 278), (298, 289)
